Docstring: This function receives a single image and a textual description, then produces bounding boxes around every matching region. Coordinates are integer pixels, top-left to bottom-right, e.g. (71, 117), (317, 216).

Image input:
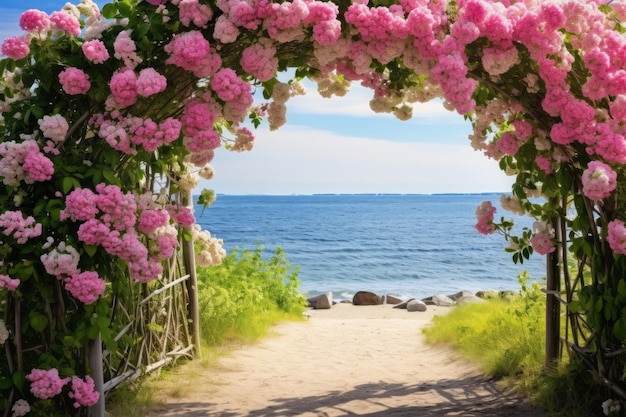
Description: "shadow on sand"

(147, 375), (547, 417)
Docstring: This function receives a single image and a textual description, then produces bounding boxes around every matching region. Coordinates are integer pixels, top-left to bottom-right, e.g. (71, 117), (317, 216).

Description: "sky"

(0, 0), (515, 195)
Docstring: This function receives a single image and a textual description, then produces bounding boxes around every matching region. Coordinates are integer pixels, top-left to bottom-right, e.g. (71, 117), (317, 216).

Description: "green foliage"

(196, 245), (307, 344)
(423, 274), (611, 416)
(424, 273), (545, 379)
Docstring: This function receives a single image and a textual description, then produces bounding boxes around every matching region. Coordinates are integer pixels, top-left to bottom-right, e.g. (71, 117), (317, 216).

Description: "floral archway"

(2, 0), (626, 415)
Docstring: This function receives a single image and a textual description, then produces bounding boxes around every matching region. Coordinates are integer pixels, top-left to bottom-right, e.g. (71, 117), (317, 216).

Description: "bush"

(196, 245), (307, 344)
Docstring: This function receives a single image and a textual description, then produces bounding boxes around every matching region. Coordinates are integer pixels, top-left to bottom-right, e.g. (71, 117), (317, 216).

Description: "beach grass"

(423, 273), (605, 417)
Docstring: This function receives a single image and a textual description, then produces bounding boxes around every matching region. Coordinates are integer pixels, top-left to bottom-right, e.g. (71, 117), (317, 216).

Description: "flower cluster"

(68, 376), (100, 408)
(475, 201), (496, 235)
(0, 140), (54, 186)
(26, 369), (70, 400)
(0, 210), (42, 244)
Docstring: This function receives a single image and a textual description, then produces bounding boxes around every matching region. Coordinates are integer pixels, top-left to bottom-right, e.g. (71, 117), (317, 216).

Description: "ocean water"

(194, 194), (547, 300)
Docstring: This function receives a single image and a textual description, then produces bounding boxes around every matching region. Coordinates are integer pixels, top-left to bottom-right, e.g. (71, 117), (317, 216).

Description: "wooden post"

(181, 190), (201, 355)
(88, 334), (105, 417)
(545, 217), (561, 367)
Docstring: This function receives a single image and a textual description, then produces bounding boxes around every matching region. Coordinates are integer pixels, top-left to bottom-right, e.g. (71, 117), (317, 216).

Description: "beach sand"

(143, 303), (548, 417)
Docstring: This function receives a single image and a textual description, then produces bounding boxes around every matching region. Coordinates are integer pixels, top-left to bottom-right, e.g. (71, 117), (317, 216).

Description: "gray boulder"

(384, 294), (404, 305)
(392, 298), (415, 309)
(422, 294), (456, 307)
(407, 299), (428, 312)
(307, 292), (333, 309)
(353, 291), (381, 305)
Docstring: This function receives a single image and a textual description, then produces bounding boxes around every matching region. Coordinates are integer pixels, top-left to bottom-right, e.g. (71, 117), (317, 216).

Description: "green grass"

(422, 273), (609, 417)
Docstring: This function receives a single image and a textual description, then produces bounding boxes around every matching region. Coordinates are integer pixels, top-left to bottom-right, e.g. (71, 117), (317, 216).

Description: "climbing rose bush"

(2, 0), (626, 414)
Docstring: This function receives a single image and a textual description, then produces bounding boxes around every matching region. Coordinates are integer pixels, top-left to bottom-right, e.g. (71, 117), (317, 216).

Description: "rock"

(307, 292), (333, 309)
(475, 290), (499, 299)
(384, 294), (404, 305)
(422, 294), (455, 307)
(499, 290), (516, 299)
(353, 291), (381, 305)
(449, 290), (484, 304)
(393, 298), (415, 309)
(457, 294), (484, 304)
(407, 299), (427, 312)
(448, 290), (475, 301)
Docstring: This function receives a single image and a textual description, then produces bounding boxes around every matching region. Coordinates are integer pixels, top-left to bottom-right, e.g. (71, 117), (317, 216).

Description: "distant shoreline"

(195, 192), (511, 197)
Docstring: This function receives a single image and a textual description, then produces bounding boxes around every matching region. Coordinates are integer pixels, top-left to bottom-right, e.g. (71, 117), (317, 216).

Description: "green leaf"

(63, 176), (74, 194)
(12, 371), (25, 393)
(29, 312), (48, 332)
(102, 3), (117, 18)
(83, 244), (98, 257)
(614, 317), (626, 341)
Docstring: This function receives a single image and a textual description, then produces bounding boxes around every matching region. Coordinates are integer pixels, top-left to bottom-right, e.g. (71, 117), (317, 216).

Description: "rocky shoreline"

(306, 289), (517, 311)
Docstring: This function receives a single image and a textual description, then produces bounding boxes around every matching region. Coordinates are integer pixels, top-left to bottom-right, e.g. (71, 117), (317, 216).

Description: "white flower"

(602, 399), (621, 416)
(11, 399), (30, 417)
(198, 165), (215, 180)
(0, 320), (9, 345)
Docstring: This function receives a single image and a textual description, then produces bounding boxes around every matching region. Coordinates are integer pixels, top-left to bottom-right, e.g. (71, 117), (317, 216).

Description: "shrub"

(196, 245), (307, 344)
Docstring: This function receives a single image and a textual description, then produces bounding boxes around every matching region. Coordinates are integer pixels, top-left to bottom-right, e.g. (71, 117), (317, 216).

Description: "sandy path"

(144, 303), (548, 417)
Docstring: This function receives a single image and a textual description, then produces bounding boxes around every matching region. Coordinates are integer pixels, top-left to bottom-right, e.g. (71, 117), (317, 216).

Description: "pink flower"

(19, 9), (50, 32)
(167, 205), (195, 227)
(82, 39), (110, 63)
(582, 161), (617, 201)
(164, 31), (222, 77)
(109, 70), (138, 108)
(1, 36), (30, 60)
(0, 274), (20, 291)
(138, 209), (169, 234)
(181, 98), (216, 136)
(0, 211), (42, 244)
(241, 42), (278, 82)
(38, 114), (69, 142)
(23, 150), (54, 182)
(113, 30), (142, 69)
(50, 11), (81, 36)
(69, 376), (100, 408)
(530, 232), (556, 255)
(495, 132), (520, 156)
(183, 130), (221, 152)
(160, 118), (182, 144)
(26, 369), (70, 400)
(64, 271), (106, 304)
(475, 201), (496, 235)
(608, 220), (626, 256)
(78, 219), (111, 246)
(136, 68), (167, 97)
(179, 0), (214, 28)
(535, 156), (553, 174)
(210, 68), (249, 101)
(59, 67), (91, 95)
(61, 188), (99, 222)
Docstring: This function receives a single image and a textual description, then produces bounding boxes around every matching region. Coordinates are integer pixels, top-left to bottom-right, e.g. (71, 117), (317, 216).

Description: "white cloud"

(201, 125), (513, 195)
(286, 82), (458, 121)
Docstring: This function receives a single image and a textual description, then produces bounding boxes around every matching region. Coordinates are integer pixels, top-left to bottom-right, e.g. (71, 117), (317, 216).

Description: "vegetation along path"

(141, 304), (547, 417)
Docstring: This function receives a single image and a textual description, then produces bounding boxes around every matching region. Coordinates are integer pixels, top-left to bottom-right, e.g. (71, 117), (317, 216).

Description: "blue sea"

(194, 194), (546, 300)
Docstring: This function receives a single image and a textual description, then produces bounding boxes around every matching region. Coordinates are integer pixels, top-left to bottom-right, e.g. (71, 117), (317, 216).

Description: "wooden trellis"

(86, 190), (200, 417)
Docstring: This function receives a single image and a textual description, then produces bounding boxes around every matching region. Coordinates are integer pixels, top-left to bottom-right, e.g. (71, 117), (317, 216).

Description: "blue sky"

(1, 0), (514, 195)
